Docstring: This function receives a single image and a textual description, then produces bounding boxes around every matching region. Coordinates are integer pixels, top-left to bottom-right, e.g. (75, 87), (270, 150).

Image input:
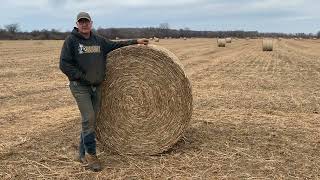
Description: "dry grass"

(1, 38), (320, 179)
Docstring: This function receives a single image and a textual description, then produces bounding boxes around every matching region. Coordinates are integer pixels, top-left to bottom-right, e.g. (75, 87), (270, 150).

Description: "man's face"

(76, 18), (92, 34)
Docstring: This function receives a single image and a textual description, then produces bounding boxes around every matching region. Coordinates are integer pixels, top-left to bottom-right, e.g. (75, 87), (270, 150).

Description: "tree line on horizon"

(0, 23), (319, 40)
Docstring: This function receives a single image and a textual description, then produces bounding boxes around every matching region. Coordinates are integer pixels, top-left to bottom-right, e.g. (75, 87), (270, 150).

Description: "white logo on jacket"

(78, 43), (100, 54)
(78, 43), (86, 54)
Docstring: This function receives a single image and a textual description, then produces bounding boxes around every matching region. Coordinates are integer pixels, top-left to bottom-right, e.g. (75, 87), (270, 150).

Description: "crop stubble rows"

(0, 38), (320, 179)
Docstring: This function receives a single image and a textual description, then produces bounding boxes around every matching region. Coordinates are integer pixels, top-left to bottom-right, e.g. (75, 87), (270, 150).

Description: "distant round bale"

(217, 38), (226, 47)
(226, 38), (232, 43)
(262, 39), (273, 51)
(154, 38), (160, 42)
(183, 37), (187, 40)
(96, 44), (193, 155)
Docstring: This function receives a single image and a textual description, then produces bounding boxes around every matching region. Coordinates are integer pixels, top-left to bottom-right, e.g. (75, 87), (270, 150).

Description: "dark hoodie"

(59, 28), (137, 86)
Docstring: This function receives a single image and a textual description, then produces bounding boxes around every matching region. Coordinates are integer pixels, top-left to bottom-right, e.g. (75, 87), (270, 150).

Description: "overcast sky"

(1, 0), (319, 33)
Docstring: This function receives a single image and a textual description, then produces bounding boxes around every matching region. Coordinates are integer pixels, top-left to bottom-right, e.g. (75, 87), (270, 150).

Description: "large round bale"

(96, 44), (193, 155)
(262, 39), (273, 51)
(226, 38), (232, 43)
(217, 38), (226, 47)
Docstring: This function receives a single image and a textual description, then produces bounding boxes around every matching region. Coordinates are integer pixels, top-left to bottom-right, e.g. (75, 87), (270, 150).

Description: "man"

(59, 12), (148, 172)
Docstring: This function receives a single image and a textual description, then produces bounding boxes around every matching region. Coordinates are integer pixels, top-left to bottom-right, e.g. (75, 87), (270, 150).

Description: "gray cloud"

(0, 0), (319, 33)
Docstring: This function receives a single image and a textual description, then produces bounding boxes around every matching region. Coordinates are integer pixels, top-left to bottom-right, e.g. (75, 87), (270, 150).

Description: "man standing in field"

(59, 12), (148, 172)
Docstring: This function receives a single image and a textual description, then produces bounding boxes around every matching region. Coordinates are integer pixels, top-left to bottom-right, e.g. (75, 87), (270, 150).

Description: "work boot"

(81, 154), (102, 172)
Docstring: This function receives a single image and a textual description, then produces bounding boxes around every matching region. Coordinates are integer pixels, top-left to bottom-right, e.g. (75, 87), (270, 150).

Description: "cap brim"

(77, 17), (91, 22)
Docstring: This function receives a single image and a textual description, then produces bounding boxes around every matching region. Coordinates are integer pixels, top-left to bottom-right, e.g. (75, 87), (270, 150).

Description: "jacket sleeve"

(103, 39), (138, 55)
(59, 37), (86, 81)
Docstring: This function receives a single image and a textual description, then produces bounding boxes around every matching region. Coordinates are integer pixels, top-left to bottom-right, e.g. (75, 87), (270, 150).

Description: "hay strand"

(96, 44), (193, 155)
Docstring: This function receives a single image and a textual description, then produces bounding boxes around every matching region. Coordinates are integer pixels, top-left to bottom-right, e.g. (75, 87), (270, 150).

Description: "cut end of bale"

(217, 38), (226, 47)
(226, 38), (232, 43)
(96, 44), (193, 155)
(262, 39), (273, 51)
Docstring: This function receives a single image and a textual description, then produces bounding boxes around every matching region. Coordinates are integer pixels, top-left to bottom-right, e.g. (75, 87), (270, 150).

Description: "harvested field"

(1, 38), (320, 179)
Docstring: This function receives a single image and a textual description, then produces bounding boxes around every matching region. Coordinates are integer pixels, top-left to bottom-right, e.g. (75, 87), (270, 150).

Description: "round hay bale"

(262, 39), (273, 51)
(217, 38), (226, 47)
(154, 38), (160, 42)
(226, 38), (232, 43)
(96, 44), (193, 155)
(115, 37), (120, 40)
(183, 37), (187, 40)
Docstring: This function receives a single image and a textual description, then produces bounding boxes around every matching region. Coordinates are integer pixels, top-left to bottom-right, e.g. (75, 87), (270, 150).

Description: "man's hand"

(137, 38), (149, 45)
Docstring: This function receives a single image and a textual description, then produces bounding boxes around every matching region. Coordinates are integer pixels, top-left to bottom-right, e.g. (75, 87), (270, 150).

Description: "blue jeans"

(69, 81), (102, 158)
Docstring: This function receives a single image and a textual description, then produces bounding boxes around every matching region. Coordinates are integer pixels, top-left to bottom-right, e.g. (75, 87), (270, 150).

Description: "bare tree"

(159, 23), (169, 30)
(5, 23), (20, 34)
(159, 23), (170, 38)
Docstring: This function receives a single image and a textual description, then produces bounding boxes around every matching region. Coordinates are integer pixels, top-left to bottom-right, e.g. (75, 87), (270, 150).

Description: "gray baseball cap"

(76, 12), (91, 22)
